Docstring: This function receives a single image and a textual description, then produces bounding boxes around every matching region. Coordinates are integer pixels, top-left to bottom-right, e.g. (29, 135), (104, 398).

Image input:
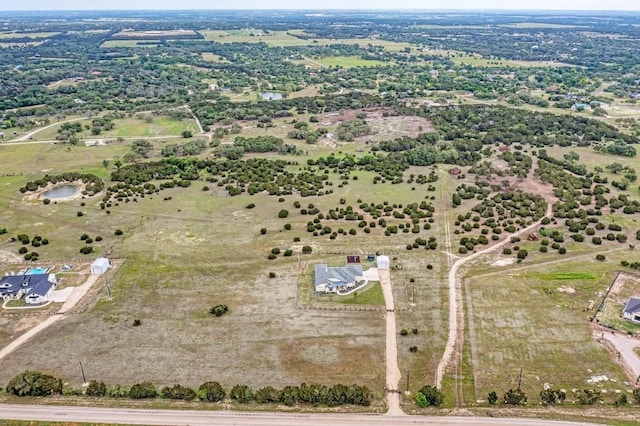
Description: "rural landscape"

(1, 7), (640, 425)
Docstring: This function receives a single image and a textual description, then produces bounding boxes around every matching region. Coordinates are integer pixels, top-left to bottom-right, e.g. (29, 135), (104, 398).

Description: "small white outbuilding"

(90, 257), (110, 275)
(376, 255), (390, 270)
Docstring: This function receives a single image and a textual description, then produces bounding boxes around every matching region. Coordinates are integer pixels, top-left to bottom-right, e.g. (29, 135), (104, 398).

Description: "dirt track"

(378, 268), (403, 415)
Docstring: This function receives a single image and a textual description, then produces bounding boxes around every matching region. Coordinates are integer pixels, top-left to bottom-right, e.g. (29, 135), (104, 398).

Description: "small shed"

(90, 258), (110, 275)
(377, 255), (390, 270)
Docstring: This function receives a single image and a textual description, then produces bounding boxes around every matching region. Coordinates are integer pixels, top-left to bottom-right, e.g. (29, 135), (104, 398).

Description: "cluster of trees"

(7, 371), (371, 406)
(19, 172), (104, 195)
(160, 139), (207, 157)
(336, 118), (373, 142)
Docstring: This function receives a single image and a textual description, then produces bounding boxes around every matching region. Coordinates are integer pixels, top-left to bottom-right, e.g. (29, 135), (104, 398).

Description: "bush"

(86, 380), (107, 397)
(230, 384), (254, 403)
(488, 391), (498, 404)
(160, 384), (196, 400)
(503, 388), (527, 405)
(210, 304), (229, 317)
(539, 388), (566, 405)
(278, 209), (289, 218)
(269, 272), (276, 278)
(114, 229), (123, 236)
(77, 211), (84, 217)
(284, 249), (293, 256)
(79, 246), (93, 254)
(255, 386), (280, 403)
(260, 228), (267, 235)
(246, 203), (255, 209)
(400, 329), (408, 336)
(284, 223), (292, 230)
(302, 245), (312, 254)
(129, 381), (157, 399)
(415, 384), (443, 407)
(6, 370), (63, 397)
(18, 247), (28, 255)
(596, 254), (606, 261)
(576, 389), (602, 405)
(43, 198), (51, 205)
(198, 381), (225, 402)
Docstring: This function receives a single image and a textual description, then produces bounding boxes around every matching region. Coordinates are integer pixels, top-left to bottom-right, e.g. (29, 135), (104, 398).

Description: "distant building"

(314, 264), (363, 294)
(0, 273), (58, 304)
(623, 298), (640, 323)
(376, 255), (390, 270)
(90, 258), (110, 275)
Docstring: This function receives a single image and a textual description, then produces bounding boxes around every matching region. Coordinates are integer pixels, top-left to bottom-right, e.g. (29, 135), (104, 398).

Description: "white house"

(377, 255), (390, 270)
(314, 264), (363, 294)
(90, 258), (110, 275)
(0, 273), (58, 304)
(623, 298), (640, 323)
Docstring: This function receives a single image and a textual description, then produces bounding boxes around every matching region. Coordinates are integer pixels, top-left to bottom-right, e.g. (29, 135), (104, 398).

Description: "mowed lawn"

(466, 259), (627, 400)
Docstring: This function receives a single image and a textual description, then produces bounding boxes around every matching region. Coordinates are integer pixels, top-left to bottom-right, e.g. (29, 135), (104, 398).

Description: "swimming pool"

(25, 266), (52, 275)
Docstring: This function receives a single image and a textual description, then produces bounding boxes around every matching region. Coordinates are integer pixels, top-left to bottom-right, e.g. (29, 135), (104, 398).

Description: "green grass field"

(0, 32), (59, 39)
(315, 56), (392, 68)
(100, 40), (160, 48)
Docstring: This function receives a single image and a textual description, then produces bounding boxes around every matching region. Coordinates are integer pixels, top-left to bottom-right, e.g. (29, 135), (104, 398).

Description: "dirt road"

(436, 203), (553, 388)
(10, 117), (87, 142)
(0, 274), (99, 361)
(600, 331), (640, 379)
(378, 268), (403, 415)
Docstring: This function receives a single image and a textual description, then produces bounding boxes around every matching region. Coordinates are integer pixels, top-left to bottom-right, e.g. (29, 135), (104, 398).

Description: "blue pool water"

(25, 267), (51, 275)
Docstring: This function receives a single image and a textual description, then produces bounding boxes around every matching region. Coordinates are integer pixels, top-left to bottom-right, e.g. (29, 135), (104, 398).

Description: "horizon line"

(1, 8), (639, 12)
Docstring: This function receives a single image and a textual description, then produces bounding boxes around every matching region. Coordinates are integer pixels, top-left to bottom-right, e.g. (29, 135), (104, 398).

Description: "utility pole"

(517, 367), (523, 391)
(79, 361), (87, 385)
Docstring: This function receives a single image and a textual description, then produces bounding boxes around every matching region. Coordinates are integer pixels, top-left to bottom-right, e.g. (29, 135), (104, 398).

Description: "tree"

(230, 384), (254, 403)
(198, 381), (225, 402)
(302, 245), (313, 254)
(503, 388), (527, 405)
(539, 388), (566, 405)
(278, 209), (289, 218)
(160, 384), (196, 400)
(576, 389), (602, 405)
(86, 380), (107, 397)
(182, 130), (193, 138)
(488, 391), (498, 404)
(129, 381), (157, 399)
(415, 384), (443, 407)
(255, 386), (280, 403)
(6, 371), (63, 397)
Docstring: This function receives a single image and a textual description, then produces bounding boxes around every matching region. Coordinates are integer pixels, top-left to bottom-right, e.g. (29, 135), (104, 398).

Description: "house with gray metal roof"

(314, 264), (363, 294)
(0, 273), (58, 305)
(623, 297), (640, 323)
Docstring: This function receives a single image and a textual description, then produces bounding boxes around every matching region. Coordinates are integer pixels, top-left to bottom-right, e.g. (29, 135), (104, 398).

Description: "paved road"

(378, 268), (403, 415)
(0, 404), (600, 426)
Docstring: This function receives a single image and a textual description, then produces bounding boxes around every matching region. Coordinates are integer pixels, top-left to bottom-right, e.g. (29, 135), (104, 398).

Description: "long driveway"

(0, 404), (601, 426)
(378, 268), (403, 415)
(601, 331), (640, 378)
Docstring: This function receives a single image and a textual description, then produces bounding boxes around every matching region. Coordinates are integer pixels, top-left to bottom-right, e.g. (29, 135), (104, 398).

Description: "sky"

(1, 0), (638, 11)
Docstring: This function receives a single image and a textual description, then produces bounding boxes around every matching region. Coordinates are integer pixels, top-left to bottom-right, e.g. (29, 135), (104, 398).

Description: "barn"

(376, 255), (390, 270)
(90, 258), (110, 275)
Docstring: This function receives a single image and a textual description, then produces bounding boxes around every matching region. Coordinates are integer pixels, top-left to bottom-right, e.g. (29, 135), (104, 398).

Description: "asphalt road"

(0, 404), (600, 426)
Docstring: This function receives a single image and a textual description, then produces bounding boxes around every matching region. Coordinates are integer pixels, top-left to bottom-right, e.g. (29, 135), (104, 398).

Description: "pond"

(42, 185), (79, 199)
(261, 92), (283, 101)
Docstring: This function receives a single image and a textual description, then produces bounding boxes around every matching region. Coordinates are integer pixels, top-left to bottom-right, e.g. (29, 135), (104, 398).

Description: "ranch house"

(622, 297), (640, 323)
(314, 264), (363, 294)
(0, 273), (58, 305)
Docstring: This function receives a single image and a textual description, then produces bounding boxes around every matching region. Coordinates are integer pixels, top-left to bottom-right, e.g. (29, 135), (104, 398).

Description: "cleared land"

(314, 56), (391, 68)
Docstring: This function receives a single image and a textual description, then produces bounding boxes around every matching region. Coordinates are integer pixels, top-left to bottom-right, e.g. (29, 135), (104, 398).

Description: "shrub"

(43, 198), (51, 205)
(302, 245), (312, 254)
(400, 329), (408, 336)
(6, 371), (63, 397)
(230, 384), (254, 403)
(85, 380), (107, 397)
(278, 209), (289, 218)
(596, 254), (606, 261)
(210, 304), (229, 317)
(198, 381), (225, 402)
(246, 203), (255, 209)
(488, 391), (498, 405)
(284, 249), (293, 256)
(415, 384), (443, 407)
(132, 319), (141, 327)
(269, 272), (276, 278)
(539, 388), (566, 405)
(77, 211), (84, 217)
(284, 223), (292, 230)
(260, 228), (267, 235)
(79, 246), (93, 254)
(18, 247), (28, 255)
(503, 388), (527, 405)
(160, 384), (196, 400)
(95, 236), (102, 242)
(114, 229), (123, 236)
(129, 382), (157, 399)
(576, 389), (602, 405)
(255, 386), (280, 403)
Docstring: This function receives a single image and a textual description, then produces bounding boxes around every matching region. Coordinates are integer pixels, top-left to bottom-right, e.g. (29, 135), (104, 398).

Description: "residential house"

(314, 264), (363, 294)
(0, 273), (58, 304)
(623, 297), (640, 323)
